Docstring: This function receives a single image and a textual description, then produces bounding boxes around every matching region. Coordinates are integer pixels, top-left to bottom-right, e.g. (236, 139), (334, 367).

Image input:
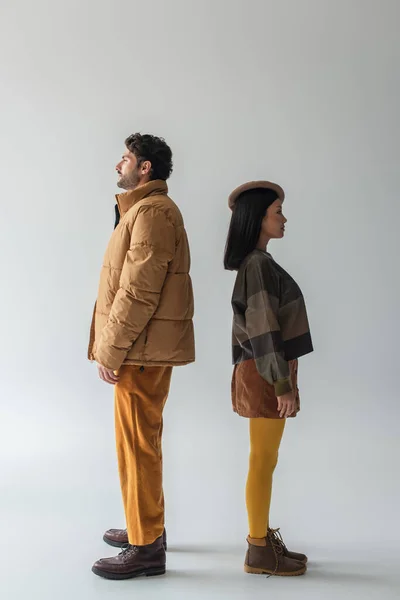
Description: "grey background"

(0, 0), (399, 598)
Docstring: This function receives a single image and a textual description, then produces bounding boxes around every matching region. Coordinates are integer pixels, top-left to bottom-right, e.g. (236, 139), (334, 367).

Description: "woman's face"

(259, 199), (287, 244)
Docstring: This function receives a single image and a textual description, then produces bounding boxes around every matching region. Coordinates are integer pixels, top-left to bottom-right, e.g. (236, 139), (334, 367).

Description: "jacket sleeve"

(95, 206), (175, 370)
(245, 258), (292, 396)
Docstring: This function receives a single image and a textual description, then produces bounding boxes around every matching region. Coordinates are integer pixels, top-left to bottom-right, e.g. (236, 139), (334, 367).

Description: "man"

(88, 133), (195, 580)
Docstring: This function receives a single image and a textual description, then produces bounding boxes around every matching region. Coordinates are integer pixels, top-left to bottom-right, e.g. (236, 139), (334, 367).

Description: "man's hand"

(97, 364), (120, 385)
(277, 391), (296, 418)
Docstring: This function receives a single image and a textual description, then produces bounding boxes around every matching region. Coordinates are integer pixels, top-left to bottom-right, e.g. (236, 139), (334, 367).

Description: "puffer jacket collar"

(115, 179), (168, 219)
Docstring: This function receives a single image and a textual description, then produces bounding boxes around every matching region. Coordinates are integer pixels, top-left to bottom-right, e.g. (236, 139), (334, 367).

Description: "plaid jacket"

(231, 250), (313, 396)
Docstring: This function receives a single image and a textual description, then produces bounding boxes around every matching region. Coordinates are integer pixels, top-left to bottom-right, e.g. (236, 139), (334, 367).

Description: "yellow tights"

(246, 418), (286, 539)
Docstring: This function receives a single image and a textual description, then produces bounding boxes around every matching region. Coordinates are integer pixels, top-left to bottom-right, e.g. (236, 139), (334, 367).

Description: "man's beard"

(117, 168), (141, 190)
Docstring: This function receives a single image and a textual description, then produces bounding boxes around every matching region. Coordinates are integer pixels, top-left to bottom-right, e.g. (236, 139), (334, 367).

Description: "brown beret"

(228, 180), (285, 210)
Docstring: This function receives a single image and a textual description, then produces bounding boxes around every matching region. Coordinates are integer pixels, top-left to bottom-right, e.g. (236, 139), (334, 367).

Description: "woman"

(224, 181), (313, 577)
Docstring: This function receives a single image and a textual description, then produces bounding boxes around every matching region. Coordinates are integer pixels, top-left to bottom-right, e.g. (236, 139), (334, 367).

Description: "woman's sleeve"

(244, 258), (292, 396)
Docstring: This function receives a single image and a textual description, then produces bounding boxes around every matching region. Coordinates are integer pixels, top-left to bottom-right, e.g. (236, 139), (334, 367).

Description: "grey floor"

(3, 403), (399, 600)
(3, 515), (399, 600)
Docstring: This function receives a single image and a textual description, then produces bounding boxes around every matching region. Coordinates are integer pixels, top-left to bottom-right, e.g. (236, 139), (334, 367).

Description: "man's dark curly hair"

(125, 133), (173, 181)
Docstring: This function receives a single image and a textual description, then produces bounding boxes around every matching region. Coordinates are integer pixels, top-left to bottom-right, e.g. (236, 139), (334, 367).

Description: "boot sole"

(92, 565), (166, 580)
(103, 536), (168, 552)
(244, 564), (306, 577)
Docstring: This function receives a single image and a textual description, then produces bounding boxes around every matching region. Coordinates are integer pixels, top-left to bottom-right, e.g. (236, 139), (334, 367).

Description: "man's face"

(115, 150), (146, 190)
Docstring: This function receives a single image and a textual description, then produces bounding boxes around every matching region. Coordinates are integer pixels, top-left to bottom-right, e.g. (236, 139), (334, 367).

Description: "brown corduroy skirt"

(231, 359), (300, 419)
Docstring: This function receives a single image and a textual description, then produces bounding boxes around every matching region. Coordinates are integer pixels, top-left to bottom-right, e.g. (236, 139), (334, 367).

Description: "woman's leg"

(246, 418), (286, 539)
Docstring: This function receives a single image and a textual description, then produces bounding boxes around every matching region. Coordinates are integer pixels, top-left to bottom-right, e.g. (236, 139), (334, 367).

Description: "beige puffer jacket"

(88, 180), (195, 370)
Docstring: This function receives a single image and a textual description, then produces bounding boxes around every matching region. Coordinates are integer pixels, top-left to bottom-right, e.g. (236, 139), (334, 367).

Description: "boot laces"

(119, 544), (138, 562)
(268, 527), (288, 553)
(266, 529), (284, 577)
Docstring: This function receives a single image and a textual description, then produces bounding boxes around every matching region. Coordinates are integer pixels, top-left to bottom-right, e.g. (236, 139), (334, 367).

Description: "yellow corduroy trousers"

(114, 365), (172, 546)
(246, 418), (286, 539)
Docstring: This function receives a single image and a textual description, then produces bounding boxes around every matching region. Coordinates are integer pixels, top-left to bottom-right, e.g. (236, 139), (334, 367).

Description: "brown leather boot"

(244, 536), (307, 576)
(268, 527), (308, 564)
(103, 528), (167, 551)
(92, 535), (166, 580)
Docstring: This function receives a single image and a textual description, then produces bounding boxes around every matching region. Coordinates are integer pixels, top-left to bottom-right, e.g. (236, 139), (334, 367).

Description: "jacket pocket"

(141, 326), (149, 360)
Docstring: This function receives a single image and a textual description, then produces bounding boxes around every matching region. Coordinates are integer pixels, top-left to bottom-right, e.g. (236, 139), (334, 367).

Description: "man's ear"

(141, 160), (152, 176)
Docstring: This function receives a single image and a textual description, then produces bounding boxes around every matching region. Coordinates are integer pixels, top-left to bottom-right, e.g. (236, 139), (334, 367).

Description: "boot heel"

(146, 567), (166, 577)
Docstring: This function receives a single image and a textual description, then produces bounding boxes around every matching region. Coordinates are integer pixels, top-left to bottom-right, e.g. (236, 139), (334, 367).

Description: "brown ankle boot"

(92, 535), (166, 580)
(244, 536), (306, 577)
(103, 528), (167, 551)
(267, 528), (308, 564)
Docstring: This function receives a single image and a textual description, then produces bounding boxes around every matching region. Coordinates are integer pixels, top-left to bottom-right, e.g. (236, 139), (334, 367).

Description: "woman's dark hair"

(125, 133), (173, 181)
(224, 188), (278, 271)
